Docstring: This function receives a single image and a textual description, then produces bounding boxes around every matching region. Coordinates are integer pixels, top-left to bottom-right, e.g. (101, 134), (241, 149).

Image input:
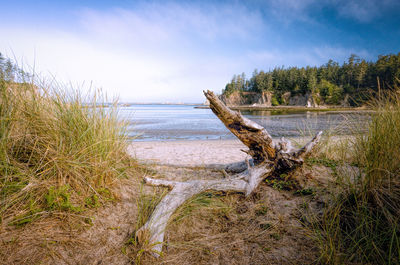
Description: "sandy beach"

(128, 139), (249, 166)
(128, 137), (317, 167)
(125, 138), (324, 264)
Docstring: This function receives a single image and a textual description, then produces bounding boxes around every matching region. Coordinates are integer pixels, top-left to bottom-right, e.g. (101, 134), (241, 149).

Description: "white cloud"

(312, 46), (370, 63)
(245, 46), (370, 71)
(332, 0), (399, 23)
(263, 0), (323, 25)
(0, 2), (268, 102)
(337, 0), (400, 22)
(0, 1), (382, 102)
(77, 3), (264, 50)
(262, 0), (400, 24)
(335, 0), (380, 22)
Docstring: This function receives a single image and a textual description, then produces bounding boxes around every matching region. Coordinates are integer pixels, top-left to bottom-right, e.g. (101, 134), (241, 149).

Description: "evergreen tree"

(222, 52), (400, 106)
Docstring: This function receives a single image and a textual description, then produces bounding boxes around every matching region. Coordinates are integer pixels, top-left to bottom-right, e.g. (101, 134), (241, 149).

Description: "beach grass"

(313, 89), (400, 264)
(0, 75), (132, 226)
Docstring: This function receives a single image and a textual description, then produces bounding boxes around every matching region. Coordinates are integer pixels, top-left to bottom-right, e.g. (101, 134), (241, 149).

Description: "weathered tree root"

(135, 90), (322, 257)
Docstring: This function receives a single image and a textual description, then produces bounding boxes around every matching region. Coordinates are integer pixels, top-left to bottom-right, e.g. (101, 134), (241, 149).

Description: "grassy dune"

(1, 60), (399, 264)
(128, 89), (400, 264)
(313, 89), (400, 264)
(0, 77), (132, 226)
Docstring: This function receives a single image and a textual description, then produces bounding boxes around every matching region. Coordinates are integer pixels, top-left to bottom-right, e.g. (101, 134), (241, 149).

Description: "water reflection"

(117, 105), (370, 141)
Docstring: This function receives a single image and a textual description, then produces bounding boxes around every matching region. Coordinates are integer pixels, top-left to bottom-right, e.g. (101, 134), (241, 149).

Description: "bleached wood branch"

(204, 90), (276, 163)
(136, 164), (271, 256)
(135, 90), (323, 257)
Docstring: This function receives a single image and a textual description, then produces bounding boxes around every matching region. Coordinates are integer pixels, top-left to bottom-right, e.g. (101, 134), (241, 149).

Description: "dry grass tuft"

(0, 64), (142, 263)
(0, 78), (131, 226)
(313, 89), (400, 264)
(128, 166), (320, 264)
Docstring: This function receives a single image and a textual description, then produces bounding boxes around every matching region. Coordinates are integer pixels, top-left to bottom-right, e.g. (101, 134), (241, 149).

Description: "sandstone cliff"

(221, 91), (349, 107)
(220, 91), (273, 106)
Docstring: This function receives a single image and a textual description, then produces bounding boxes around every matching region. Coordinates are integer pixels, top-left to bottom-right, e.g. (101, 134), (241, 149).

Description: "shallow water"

(118, 104), (369, 141)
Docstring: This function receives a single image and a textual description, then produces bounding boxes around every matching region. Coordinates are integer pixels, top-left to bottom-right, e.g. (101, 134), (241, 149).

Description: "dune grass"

(0, 75), (132, 226)
(314, 89), (400, 264)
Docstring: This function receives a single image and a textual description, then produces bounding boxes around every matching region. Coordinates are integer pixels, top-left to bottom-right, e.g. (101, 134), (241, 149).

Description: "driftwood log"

(136, 90), (322, 257)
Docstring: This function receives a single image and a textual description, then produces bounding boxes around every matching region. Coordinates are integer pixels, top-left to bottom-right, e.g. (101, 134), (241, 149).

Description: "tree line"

(0, 53), (30, 83)
(223, 53), (400, 106)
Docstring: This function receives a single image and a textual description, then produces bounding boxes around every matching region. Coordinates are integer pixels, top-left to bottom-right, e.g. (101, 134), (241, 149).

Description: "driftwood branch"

(136, 164), (270, 255)
(204, 90), (276, 163)
(135, 90), (322, 257)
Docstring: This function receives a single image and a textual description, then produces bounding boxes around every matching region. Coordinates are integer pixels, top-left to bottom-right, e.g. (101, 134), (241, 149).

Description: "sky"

(1, 0), (400, 103)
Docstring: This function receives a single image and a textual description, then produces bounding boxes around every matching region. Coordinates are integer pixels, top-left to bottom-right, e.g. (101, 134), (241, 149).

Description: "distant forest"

(223, 53), (400, 106)
(0, 53), (30, 83)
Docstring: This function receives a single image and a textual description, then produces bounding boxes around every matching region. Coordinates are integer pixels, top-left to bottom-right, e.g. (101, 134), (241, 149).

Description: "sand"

(126, 139), (324, 264)
(128, 139), (249, 166)
(1, 139), (326, 264)
(127, 137), (315, 167)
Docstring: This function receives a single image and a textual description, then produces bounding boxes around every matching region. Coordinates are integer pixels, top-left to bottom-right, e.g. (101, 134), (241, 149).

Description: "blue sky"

(1, 0), (399, 103)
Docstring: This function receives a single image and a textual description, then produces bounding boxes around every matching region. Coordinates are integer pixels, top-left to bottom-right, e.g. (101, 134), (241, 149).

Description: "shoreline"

(128, 139), (248, 167)
(128, 137), (314, 167)
(195, 105), (372, 112)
